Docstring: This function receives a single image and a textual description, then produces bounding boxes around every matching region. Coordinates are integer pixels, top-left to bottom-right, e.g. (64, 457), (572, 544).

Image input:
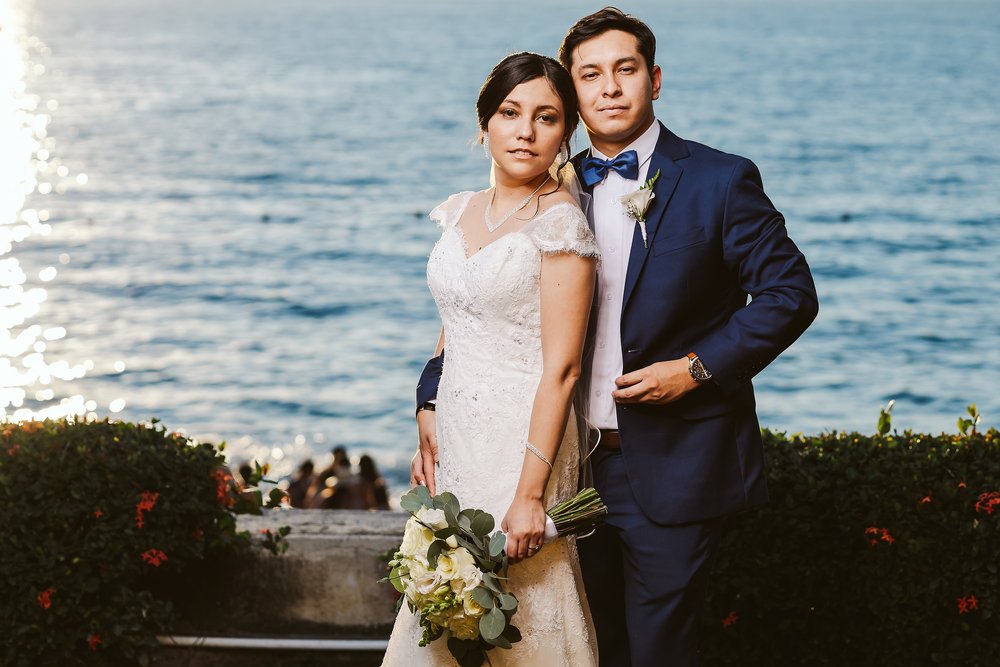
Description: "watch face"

(691, 358), (711, 381)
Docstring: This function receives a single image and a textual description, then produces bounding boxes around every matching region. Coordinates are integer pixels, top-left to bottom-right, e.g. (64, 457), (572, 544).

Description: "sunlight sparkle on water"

(0, 0), (93, 421)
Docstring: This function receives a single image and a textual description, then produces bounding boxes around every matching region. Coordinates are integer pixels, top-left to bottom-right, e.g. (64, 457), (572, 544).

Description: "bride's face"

(486, 77), (566, 184)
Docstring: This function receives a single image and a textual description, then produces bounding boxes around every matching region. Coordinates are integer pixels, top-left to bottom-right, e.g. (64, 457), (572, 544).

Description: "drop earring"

(483, 134), (490, 158)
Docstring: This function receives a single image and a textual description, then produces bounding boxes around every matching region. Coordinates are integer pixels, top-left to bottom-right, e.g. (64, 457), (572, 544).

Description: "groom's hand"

(612, 358), (699, 404)
(410, 410), (438, 495)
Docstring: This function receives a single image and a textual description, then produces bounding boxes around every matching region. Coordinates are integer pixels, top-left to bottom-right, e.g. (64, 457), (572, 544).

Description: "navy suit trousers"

(579, 448), (724, 667)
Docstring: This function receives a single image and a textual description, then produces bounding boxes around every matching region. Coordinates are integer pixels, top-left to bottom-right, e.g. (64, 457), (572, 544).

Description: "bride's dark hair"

(476, 52), (579, 158)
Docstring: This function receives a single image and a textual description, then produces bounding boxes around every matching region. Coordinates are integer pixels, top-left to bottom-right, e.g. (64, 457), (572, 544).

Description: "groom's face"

(568, 29), (661, 156)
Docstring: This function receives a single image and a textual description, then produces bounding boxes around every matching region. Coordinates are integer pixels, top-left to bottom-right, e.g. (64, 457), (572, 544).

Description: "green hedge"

(702, 426), (1000, 666)
(0, 419), (286, 666)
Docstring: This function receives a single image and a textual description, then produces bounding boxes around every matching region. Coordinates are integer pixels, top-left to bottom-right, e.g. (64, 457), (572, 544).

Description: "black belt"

(597, 429), (621, 450)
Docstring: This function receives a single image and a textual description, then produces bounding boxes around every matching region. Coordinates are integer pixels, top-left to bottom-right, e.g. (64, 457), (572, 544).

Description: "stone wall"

(158, 509), (407, 666)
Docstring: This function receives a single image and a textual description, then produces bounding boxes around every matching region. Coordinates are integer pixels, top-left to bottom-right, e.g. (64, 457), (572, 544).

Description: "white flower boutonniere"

(619, 169), (661, 248)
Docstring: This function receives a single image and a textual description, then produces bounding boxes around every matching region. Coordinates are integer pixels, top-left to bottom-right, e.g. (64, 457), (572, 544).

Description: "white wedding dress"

(381, 191), (600, 666)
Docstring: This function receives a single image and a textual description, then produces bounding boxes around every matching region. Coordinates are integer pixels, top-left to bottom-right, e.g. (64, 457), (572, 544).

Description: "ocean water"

(3, 0), (998, 493)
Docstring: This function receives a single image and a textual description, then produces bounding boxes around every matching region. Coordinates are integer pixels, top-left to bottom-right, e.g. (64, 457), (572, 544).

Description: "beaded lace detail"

(381, 191), (599, 666)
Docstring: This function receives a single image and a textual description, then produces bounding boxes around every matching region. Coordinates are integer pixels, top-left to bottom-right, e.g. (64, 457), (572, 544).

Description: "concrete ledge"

(158, 509), (407, 665)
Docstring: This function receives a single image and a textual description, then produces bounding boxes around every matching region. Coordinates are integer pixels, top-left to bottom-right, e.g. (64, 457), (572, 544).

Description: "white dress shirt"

(585, 120), (661, 430)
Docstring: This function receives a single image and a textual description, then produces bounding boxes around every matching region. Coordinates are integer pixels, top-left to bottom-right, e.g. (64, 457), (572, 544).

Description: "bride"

(381, 52), (599, 666)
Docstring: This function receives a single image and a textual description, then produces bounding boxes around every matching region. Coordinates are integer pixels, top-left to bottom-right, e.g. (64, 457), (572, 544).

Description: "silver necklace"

(483, 176), (550, 233)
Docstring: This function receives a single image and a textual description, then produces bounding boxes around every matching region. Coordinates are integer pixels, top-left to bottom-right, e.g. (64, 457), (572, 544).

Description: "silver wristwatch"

(686, 352), (713, 383)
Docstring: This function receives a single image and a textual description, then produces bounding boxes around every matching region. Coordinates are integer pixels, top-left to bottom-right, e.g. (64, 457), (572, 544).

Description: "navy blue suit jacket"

(419, 122), (818, 525)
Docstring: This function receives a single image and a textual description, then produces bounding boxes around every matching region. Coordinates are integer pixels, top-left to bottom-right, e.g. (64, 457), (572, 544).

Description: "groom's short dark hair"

(559, 7), (656, 75)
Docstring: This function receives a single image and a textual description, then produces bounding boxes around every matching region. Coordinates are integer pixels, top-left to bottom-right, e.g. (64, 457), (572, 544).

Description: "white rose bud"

(415, 506), (449, 531)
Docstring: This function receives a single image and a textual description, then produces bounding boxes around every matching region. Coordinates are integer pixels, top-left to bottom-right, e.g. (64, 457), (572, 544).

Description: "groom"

(417, 6), (818, 666)
(556, 8), (818, 666)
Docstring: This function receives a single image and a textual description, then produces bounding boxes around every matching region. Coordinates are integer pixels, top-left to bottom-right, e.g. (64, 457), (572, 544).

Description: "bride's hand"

(501, 495), (546, 563)
(410, 409), (438, 495)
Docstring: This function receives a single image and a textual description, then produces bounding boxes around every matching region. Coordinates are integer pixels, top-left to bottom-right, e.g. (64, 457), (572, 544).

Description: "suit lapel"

(621, 123), (686, 310)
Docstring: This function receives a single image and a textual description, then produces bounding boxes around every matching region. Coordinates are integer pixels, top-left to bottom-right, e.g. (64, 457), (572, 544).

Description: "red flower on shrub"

(865, 526), (895, 546)
(6, 445), (19, 456)
(140, 548), (168, 567)
(957, 595), (979, 614)
(958, 481), (967, 489)
(722, 611), (739, 628)
(93, 509), (103, 519)
(36, 588), (55, 609)
(135, 491), (160, 529)
(212, 468), (236, 507)
(975, 492), (1000, 515)
(87, 634), (102, 650)
(919, 495), (931, 504)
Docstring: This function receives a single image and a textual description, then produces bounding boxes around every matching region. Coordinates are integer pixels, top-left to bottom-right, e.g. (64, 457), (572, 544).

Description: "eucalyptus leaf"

(455, 647), (486, 667)
(427, 540), (445, 569)
(388, 567), (405, 594)
(399, 493), (423, 514)
(415, 484), (433, 509)
(437, 491), (460, 515)
(498, 593), (517, 611)
(471, 585), (495, 609)
(489, 532), (506, 557)
(479, 607), (507, 640)
(481, 572), (502, 593)
(471, 512), (495, 537)
(447, 637), (471, 658)
(502, 623), (522, 643)
(484, 633), (512, 649)
(435, 526), (458, 539)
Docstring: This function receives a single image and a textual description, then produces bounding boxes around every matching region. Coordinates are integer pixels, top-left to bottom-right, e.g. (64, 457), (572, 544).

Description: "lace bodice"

(381, 191), (599, 666)
(428, 190), (598, 396)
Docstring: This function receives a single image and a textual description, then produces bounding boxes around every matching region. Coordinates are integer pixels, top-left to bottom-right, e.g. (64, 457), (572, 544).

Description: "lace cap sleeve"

(528, 204), (600, 259)
(429, 191), (475, 229)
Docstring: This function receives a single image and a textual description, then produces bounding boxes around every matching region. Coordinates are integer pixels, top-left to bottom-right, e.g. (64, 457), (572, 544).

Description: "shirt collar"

(591, 119), (660, 168)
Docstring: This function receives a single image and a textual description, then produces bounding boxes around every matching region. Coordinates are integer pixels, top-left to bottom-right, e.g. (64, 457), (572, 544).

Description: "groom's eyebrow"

(577, 56), (640, 72)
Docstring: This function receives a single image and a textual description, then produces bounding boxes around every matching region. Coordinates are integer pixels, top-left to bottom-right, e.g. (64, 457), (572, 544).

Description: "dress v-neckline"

(452, 199), (578, 261)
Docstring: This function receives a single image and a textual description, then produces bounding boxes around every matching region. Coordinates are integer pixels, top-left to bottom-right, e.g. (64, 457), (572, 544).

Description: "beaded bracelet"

(525, 442), (553, 470)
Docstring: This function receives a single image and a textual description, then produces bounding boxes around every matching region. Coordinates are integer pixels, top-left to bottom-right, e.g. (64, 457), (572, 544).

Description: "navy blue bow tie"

(580, 150), (639, 187)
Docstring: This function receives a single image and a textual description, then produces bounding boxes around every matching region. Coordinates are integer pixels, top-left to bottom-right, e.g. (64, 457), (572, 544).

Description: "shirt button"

(610, 246), (616, 253)
(599, 341), (606, 349)
(606, 294), (613, 301)
(595, 390), (602, 397)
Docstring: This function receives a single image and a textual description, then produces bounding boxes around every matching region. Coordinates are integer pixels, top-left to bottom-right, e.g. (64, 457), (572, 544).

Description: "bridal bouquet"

(384, 486), (607, 667)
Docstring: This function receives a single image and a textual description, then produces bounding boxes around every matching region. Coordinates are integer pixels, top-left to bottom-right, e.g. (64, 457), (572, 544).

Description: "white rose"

(403, 577), (420, 604)
(413, 564), (441, 596)
(462, 589), (487, 618)
(415, 506), (449, 531)
(452, 548), (482, 591)
(435, 551), (461, 581)
(449, 610), (482, 640)
(400, 517), (434, 559)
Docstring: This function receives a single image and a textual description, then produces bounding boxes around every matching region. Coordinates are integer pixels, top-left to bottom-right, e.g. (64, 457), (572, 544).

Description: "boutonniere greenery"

(619, 169), (661, 248)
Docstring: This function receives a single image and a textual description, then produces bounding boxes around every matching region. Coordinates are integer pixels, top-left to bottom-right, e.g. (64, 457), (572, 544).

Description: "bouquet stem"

(546, 488), (608, 539)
